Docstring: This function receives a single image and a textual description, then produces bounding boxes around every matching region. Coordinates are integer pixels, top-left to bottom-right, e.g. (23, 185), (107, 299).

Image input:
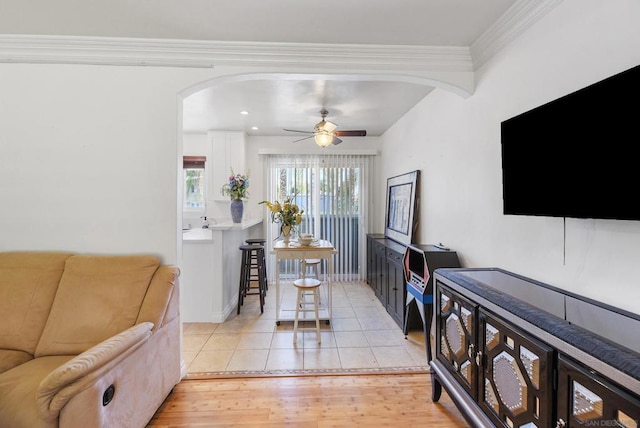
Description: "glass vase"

(281, 225), (292, 244)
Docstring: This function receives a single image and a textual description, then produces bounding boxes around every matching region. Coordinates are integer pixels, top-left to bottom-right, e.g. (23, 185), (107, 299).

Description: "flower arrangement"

(220, 170), (249, 200)
(260, 195), (304, 236)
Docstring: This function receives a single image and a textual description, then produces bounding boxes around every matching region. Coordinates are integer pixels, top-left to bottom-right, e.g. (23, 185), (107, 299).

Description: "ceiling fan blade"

(334, 130), (367, 137)
(284, 128), (313, 134)
(332, 137), (343, 145)
(292, 135), (314, 143)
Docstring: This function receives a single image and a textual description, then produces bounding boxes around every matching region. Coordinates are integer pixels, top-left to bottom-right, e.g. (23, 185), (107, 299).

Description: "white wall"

(0, 63), (214, 264)
(379, 0), (640, 313)
(0, 59), (382, 269)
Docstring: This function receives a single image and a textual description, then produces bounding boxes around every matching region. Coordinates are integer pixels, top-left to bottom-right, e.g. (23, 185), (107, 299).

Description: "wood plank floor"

(147, 373), (469, 427)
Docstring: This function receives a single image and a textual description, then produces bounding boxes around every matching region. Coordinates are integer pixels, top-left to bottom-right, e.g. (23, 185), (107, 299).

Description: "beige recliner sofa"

(0, 252), (182, 428)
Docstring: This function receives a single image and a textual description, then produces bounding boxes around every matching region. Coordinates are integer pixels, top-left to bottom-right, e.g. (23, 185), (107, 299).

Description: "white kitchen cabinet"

(208, 130), (246, 201)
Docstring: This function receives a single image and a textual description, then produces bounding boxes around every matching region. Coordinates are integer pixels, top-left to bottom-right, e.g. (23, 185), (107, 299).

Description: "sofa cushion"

(0, 252), (72, 356)
(137, 265), (180, 331)
(0, 355), (74, 428)
(35, 255), (160, 357)
(0, 349), (33, 374)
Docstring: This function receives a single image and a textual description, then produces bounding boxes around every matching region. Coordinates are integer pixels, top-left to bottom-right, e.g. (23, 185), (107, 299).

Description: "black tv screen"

(407, 247), (426, 281)
(501, 64), (640, 220)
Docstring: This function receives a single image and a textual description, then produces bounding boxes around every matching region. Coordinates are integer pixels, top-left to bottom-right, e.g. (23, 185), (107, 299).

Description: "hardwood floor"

(148, 373), (469, 427)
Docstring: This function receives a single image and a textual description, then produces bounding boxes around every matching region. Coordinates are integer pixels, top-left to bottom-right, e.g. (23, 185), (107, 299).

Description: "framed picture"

(384, 170), (420, 245)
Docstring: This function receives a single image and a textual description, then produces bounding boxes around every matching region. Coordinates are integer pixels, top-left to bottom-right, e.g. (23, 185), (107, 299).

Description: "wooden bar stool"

(292, 278), (322, 344)
(246, 238), (268, 290)
(237, 244), (267, 314)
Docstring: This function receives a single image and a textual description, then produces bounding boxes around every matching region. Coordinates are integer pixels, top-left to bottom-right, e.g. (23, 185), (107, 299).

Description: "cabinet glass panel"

(557, 354), (640, 428)
(479, 309), (554, 428)
(435, 282), (478, 399)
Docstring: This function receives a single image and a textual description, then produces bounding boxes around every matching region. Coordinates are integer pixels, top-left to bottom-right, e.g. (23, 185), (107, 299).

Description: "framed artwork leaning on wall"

(385, 170), (419, 245)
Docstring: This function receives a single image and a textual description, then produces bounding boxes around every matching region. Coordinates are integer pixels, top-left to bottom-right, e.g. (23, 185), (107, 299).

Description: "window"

(266, 154), (372, 281)
(183, 156), (206, 209)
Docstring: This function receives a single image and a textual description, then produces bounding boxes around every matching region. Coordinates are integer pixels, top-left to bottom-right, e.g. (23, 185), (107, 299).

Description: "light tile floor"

(183, 280), (429, 375)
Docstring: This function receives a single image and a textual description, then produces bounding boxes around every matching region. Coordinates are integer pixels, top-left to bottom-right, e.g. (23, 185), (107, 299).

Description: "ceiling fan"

(284, 109), (367, 147)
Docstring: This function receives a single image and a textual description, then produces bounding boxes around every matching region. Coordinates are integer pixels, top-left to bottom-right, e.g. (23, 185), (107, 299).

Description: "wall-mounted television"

(501, 64), (640, 221)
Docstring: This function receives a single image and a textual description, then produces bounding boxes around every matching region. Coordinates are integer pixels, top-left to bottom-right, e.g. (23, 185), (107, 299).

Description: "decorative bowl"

(298, 235), (314, 246)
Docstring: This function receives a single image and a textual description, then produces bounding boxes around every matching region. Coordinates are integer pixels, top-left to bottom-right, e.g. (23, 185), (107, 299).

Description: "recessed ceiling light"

(240, 110), (249, 115)
(251, 126), (259, 130)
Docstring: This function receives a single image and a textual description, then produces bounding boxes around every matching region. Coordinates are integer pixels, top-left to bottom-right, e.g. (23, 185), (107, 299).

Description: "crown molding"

(0, 34), (472, 72)
(0, 1), (562, 74)
(471, 0), (563, 70)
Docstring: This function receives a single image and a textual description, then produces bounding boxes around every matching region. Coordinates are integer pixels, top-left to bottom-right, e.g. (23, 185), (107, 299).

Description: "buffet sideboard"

(432, 268), (640, 428)
(365, 234), (459, 331)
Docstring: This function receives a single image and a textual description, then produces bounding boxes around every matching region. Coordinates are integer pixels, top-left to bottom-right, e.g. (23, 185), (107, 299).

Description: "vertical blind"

(265, 153), (372, 281)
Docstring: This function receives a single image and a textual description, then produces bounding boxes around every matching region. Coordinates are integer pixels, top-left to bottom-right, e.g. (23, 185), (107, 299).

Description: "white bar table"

(271, 239), (337, 325)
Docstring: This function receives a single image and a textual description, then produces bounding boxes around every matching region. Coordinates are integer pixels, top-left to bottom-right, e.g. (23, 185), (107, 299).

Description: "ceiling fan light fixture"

(314, 131), (334, 148)
(315, 120), (337, 133)
(286, 109), (366, 147)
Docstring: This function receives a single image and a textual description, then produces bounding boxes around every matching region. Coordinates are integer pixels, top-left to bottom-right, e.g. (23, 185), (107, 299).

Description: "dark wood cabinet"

(366, 234), (460, 332)
(385, 245), (405, 327)
(557, 355), (640, 428)
(374, 241), (387, 302)
(366, 235), (375, 293)
(435, 282), (556, 427)
(366, 235), (407, 328)
(432, 268), (640, 428)
(435, 284), (479, 400)
(478, 309), (554, 427)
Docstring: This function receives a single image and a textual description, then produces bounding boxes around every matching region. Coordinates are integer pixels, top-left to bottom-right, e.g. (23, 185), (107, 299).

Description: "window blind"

(265, 154), (372, 281)
(183, 156), (206, 169)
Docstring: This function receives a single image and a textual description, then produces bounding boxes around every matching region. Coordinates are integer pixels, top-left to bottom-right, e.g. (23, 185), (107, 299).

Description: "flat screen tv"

(501, 64), (640, 220)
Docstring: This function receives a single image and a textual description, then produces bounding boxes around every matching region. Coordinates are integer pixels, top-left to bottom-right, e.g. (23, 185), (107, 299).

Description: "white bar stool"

(292, 278), (322, 344)
(300, 258), (322, 303)
(300, 259), (320, 279)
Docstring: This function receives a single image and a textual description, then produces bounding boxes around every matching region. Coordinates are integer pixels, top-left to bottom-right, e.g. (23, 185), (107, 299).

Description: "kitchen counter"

(182, 218), (262, 242)
(180, 218), (263, 323)
(182, 228), (212, 242)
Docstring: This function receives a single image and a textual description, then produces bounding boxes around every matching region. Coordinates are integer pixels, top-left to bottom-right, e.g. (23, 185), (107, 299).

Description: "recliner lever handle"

(103, 384), (115, 406)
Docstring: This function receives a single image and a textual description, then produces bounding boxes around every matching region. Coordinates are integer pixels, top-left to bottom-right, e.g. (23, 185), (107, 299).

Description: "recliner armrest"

(36, 322), (153, 420)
